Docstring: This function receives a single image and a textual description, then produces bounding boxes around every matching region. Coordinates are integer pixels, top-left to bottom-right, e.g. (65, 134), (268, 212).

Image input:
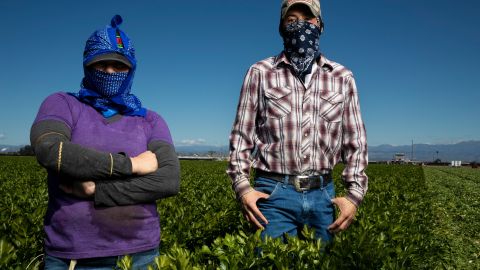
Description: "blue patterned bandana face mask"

(86, 69), (129, 97)
(282, 20), (321, 80)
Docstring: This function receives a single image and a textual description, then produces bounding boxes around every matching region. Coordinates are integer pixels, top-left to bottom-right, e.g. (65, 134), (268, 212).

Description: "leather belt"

(255, 170), (332, 192)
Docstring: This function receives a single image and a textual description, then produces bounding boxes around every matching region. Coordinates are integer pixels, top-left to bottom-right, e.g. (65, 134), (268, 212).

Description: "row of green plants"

(1, 157), (477, 269)
(0, 157), (46, 269)
(424, 167), (480, 269)
(152, 162), (442, 269)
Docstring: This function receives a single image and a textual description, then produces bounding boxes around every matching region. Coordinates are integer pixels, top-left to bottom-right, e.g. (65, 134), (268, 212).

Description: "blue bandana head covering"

(282, 20), (321, 82)
(70, 15), (146, 118)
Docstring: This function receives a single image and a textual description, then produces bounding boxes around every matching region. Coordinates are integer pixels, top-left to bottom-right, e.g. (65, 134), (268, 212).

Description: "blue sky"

(1, 0), (479, 147)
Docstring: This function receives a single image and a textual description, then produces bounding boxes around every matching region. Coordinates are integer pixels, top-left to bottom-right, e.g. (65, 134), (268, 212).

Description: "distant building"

(394, 153), (406, 163)
(450, 161), (462, 167)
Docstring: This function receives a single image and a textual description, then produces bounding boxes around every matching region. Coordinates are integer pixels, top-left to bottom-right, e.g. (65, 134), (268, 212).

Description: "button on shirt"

(227, 52), (368, 206)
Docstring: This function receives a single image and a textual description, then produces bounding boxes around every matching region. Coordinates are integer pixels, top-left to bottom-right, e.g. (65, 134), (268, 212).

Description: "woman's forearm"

(31, 120), (132, 180)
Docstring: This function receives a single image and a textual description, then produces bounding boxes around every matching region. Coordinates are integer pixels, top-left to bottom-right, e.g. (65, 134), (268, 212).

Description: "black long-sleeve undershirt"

(30, 119), (180, 207)
(95, 140), (180, 206)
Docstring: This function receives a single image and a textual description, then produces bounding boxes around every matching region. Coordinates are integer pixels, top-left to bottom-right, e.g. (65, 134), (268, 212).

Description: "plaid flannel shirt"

(227, 52), (368, 206)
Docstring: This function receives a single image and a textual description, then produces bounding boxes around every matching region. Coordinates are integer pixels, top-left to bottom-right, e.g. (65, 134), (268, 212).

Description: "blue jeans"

(254, 176), (335, 243)
(44, 247), (159, 270)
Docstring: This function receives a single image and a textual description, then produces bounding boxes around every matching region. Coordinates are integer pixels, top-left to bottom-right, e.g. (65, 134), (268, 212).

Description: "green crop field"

(0, 156), (479, 269)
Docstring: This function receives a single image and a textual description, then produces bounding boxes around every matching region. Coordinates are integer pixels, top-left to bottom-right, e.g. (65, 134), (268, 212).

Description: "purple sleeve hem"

(146, 110), (173, 145)
(33, 92), (75, 128)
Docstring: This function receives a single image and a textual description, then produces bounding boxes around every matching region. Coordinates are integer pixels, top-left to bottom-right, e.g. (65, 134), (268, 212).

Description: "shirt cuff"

(233, 175), (253, 199)
(111, 152), (133, 177)
(346, 188), (364, 208)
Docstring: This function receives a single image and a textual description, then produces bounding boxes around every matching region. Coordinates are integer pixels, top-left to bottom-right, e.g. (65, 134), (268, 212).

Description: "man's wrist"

(344, 196), (357, 208)
(238, 187), (255, 202)
(345, 193), (361, 208)
(233, 175), (252, 198)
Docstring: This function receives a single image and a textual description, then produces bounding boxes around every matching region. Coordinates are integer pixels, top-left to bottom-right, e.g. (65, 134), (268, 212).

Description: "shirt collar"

(273, 51), (334, 73)
(318, 54), (334, 72)
(273, 51), (290, 67)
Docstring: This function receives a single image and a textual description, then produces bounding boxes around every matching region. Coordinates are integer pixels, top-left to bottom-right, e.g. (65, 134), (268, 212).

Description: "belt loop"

(320, 175), (324, 189)
(283, 174), (289, 186)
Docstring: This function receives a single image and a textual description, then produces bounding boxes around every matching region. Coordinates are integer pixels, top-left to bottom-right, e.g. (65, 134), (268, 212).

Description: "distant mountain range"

(2, 141), (479, 162)
(369, 141), (480, 162)
(0, 145), (22, 153)
(175, 145), (229, 155)
(176, 141), (480, 162)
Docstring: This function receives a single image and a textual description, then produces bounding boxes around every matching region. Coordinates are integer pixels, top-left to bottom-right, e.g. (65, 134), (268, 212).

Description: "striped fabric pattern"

(227, 52), (368, 206)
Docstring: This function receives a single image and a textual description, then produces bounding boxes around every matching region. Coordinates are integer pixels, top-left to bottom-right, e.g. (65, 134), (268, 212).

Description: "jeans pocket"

(254, 177), (281, 200)
(322, 181), (336, 203)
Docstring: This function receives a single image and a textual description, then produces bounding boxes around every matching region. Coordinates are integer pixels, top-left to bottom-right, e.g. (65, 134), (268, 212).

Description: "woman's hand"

(130, 151), (158, 175)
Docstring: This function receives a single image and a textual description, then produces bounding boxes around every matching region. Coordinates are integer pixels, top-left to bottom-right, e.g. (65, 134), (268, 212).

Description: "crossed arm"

(30, 119), (180, 207)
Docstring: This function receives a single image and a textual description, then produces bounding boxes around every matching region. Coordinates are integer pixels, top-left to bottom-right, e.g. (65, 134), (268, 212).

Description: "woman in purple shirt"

(30, 15), (180, 269)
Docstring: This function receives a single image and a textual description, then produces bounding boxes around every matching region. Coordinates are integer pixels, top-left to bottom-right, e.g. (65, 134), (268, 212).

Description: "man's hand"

(60, 181), (96, 198)
(241, 189), (270, 229)
(130, 151), (158, 175)
(328, 197), (357, 233)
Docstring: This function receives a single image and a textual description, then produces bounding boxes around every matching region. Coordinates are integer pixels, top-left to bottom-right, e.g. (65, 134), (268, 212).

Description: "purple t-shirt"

(34, 92), (172, 259)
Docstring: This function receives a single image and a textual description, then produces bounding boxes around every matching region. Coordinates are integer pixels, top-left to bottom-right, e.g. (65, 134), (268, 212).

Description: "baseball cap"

(85, 52), (132, 68)
(281, 0), (321, 20)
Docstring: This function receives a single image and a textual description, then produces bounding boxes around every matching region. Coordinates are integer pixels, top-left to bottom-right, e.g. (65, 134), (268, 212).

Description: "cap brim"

(85, 53), (132, 68)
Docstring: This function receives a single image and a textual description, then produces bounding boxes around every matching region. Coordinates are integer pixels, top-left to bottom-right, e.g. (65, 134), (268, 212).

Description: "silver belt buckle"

(293, 175), (311, 192)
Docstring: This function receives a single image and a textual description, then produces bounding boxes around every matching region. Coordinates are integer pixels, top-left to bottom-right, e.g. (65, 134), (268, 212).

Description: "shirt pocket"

(264, 87), (292, 119)
(318, 91), (345, 122)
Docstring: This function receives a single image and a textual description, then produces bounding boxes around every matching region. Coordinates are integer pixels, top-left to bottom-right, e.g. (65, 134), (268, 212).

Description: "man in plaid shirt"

(227, 0), (368, 243)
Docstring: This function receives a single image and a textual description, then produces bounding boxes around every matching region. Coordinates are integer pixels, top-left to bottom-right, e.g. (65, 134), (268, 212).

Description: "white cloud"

(177, 138), (207, 146)
(0, 133), (5, 140)
(1, 148), (7, 152)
